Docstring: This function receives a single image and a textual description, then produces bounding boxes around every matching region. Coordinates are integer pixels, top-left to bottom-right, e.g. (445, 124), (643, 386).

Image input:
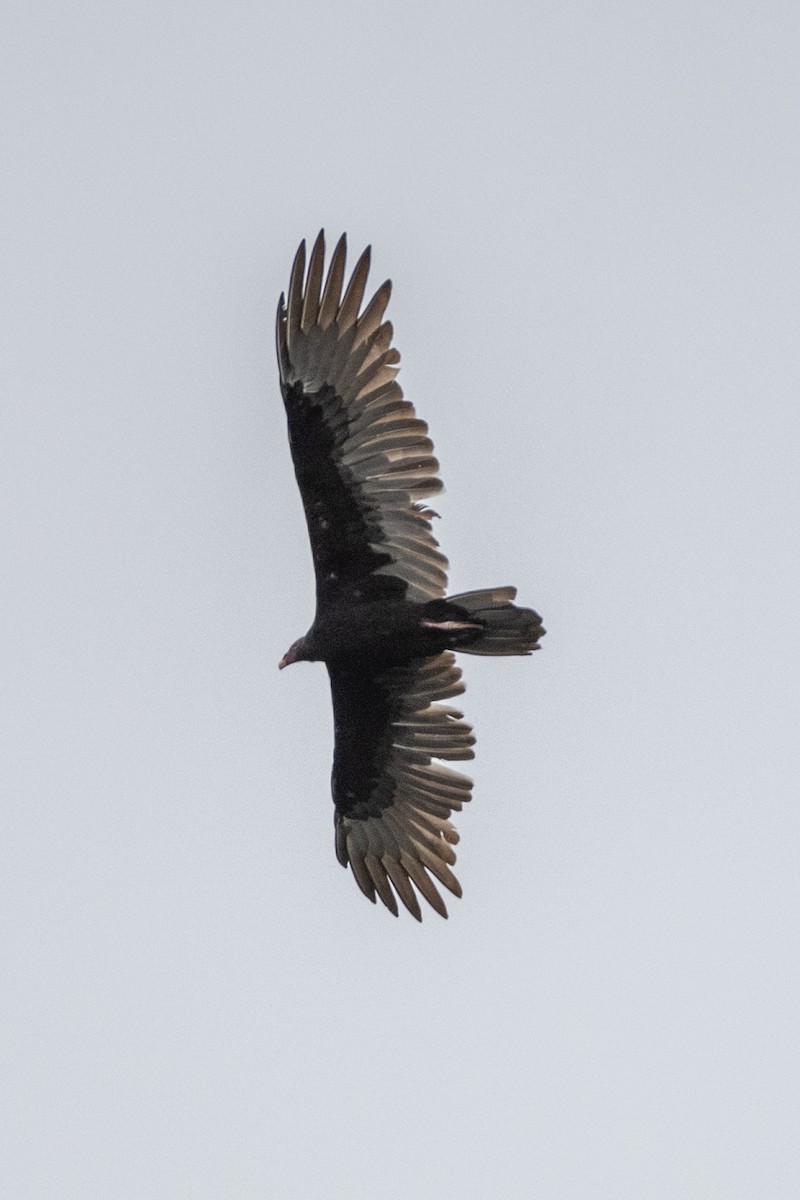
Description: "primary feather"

(277, 232), (545, 919)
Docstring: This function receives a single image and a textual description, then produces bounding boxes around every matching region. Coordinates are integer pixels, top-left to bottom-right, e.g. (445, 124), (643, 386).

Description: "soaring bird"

(277, 232), (545, 919)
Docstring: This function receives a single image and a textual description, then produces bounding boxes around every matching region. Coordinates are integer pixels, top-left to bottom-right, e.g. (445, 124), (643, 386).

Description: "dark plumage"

(277, 232), (545, 919)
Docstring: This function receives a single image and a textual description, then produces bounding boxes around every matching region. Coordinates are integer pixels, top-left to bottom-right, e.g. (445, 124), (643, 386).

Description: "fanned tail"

(445, 586), (545, 656)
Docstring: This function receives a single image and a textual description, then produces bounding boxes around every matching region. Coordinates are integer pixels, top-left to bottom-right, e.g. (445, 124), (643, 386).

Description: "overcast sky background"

(3, 2), (799, 1197)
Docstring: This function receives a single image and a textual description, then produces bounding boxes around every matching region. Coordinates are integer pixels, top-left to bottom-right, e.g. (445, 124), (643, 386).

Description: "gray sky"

(3, 2), (799, 1197)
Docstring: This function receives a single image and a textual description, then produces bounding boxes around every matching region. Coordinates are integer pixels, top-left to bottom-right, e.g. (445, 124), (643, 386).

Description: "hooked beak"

(279, 639), (303, 670)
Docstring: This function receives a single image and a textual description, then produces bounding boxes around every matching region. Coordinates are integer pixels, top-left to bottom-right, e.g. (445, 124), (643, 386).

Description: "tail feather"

(445, 587), (545, 656)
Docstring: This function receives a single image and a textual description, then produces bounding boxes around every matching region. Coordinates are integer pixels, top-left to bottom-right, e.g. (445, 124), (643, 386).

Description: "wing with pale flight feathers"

(276, 231), (448, 605)
(329, 651), (474, 920)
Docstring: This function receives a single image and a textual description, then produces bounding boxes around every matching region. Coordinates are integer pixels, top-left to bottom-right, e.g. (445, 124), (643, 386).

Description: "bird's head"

(278, 636), (310, 670)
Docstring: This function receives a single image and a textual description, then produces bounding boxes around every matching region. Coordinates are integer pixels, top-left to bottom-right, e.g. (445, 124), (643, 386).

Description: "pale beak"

(279, 640), (303, 669)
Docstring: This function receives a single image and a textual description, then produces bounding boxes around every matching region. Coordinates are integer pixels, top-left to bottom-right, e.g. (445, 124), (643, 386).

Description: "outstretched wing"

(328, 652), (475, 920)
(277, 231), (448, 606)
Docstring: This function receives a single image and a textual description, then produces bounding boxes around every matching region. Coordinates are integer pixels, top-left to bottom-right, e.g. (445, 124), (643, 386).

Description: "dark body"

(295, 594), (483, 667)
(277, 232), (545, 919)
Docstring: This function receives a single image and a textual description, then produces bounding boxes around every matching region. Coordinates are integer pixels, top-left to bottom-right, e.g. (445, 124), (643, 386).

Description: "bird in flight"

(276, 232), (545, 919)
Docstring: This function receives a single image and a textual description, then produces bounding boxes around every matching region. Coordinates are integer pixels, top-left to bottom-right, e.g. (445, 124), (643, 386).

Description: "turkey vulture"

(276, 232), (545, 920)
